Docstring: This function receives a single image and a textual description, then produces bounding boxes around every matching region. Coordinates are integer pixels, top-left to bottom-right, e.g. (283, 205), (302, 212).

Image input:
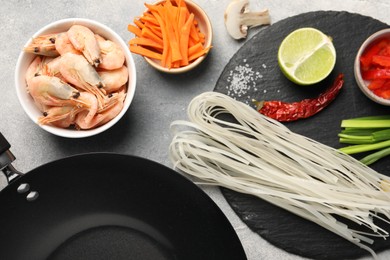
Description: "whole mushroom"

(224, 0), (271, 40)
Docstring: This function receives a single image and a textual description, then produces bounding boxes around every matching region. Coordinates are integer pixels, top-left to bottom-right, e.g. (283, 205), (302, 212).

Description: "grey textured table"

(0, 0), (389, 259)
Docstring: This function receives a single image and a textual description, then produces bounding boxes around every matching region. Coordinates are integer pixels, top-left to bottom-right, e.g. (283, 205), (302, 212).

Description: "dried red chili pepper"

(255, 73), (344, 122)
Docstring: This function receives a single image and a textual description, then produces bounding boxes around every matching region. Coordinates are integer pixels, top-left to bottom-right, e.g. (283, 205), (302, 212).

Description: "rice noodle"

(169, 91), (390, 259)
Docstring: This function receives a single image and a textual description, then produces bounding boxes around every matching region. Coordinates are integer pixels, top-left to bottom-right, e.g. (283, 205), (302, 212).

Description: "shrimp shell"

(55, 32), (81, 56)
(67, 25), (101, 67)
(95, 34), (125, 70)
(24, 34), (59, 57)
(98, 65), (128, 94)
(38, 106), (82, 128)
(59, 52), (106, 107)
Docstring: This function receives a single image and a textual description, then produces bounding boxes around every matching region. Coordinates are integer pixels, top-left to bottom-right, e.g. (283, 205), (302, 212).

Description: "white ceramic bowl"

(143, 0), (213, 74)
(354, 28), (390, 106)
(15, 18), (137, 138)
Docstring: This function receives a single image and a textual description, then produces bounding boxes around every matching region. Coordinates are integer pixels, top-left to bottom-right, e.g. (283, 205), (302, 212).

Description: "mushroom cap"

(224, 0), (250, 39)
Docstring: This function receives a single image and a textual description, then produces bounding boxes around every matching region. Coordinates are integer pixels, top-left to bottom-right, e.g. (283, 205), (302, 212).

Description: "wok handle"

(0, 132), (23, 183)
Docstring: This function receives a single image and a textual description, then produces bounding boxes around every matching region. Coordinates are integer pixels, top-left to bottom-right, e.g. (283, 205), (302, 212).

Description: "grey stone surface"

(0, 0), (389, 259)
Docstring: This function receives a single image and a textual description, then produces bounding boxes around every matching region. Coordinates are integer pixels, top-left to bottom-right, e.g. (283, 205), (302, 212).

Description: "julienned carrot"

(127, 24), (142, 38)
(188, 42), (203, 57)
(175, 0), (187, 8)
(188, 42), (212, 62)
(164, 5), (182, 63)
(140, 12), (159, 25)
(189, 23), (200, 43)
(128, 0), (211, 69)
(189, 46), (211, 62)
(179, 13), (194, 66)
(142, 27), (163, 46)
(153, 6), (170, 67)
(177, 6), (187, 30)
(133, 19), (145, 29)
(129, 37), (163, 50)
(130, 45), (162, 60)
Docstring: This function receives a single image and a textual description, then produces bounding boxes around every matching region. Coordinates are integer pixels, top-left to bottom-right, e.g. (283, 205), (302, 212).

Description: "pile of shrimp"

(24, 24), (129, 130)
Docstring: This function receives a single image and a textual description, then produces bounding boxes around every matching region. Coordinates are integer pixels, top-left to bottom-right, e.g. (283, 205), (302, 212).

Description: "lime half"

(278, 27), (336, 85)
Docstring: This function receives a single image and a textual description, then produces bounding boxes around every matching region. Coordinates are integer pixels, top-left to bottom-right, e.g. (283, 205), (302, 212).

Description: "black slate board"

(214, 11), (390, 259)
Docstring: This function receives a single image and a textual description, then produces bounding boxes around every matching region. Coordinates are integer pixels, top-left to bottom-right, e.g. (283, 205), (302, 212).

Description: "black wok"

(0, 133), (246, 260)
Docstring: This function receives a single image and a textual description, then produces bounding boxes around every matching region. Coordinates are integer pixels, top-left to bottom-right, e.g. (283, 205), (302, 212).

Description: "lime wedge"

(278, 27), (336, 85)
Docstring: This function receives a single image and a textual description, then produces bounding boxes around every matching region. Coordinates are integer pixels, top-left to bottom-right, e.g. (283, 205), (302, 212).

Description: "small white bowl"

(15, 18), (137, 138)
(143, 0), (213, 74)
(354, 28), (390, 106)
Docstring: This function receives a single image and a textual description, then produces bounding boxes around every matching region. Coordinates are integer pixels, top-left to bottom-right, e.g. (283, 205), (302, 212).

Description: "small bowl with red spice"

(354, 28), (390, 106)
(128, 0), (213, 74)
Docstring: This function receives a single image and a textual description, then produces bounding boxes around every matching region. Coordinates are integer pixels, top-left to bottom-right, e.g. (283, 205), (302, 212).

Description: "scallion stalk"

(372, 129), (390, 142)
(339, 139), (390, 154)
(338, 115), (390, 165)
(360, 146), (390, 166)
(341, 119), (390, 128)
(339, 129), (390, 144)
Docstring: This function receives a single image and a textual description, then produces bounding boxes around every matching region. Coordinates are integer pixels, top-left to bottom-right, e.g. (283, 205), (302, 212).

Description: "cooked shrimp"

(38, 106), (83, 128)
(55, 32), (81, 55)
(27, 75), (81, 108)
(26, 56), (67, 82)
(26, 56), (44, 84)
(98, 65), (128, 94)
(28, 75), (99, 122)
(99, 86), (126, 112)
(76, 92), (98, 124)
(59, 52), (106, 107)
(67, 25), (101, 67)
(24, 34), (59, 57)
(95, 34), (125, 70)
(75, 94), (124, 129)
(42, 56), (62, 77)
(40, 92), (98, 126)
(97, 97), (124, 126)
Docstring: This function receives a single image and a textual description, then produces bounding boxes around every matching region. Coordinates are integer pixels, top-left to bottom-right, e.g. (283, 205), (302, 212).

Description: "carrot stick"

(177, 6), (187, 29)
(129, 37), (163, 50)
(144, 21), (161, 31)
(133, 19), (145, 29)
(130, 45), (162, 60)
(127, 24), (142, 37)
(144, 3), (159, 12)
(168, 5), (180, 48)
(188, 36), (196, 47)
(148, 24), (163, 39)
(174, 0), (187, 8)
(188, 42), (203, 57)
(179, 13), (194, 66)
(172, 60), (181, 68)
(153, 7), (170, 68)
(164, 0), (173, 8)
(189, 23), (200, 42)
(164, 4), (182, 63)
(139, 13), (159, 26)
(188, 46), (211, 62)
(141, 27), (163, 46)
(167, 48), (173, 68)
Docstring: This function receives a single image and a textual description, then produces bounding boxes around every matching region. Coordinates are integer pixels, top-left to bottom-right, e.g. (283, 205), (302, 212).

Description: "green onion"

(341, 115), (390, 128)
(339, 129), (390, 144)
(338, 115), (390, 165)
(339, 139), (390, 154)
(360, 147), (390, 166)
